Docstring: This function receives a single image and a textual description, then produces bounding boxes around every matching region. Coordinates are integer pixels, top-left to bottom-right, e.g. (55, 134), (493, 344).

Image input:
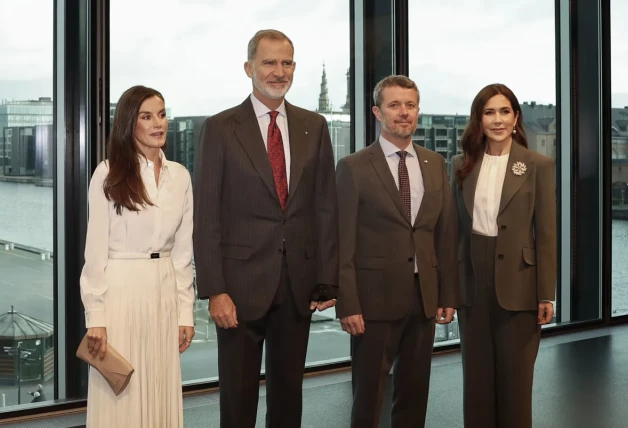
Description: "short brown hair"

(247, 29), (294, 62)
(373, 75), (420, 107)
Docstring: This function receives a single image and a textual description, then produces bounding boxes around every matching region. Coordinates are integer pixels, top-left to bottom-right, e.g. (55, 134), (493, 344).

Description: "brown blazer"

(451, 142), (557, 311)
(336, 141), (459, 321)
(193, 97), (339, 320)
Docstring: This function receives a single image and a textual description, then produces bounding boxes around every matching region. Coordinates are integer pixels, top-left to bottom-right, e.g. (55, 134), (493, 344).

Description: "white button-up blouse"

(472, 153), (509, 237)
(79, 150), (195, 328)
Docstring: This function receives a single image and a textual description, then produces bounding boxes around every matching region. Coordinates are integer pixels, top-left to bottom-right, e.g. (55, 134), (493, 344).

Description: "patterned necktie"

(267, 111), (288, 210)
(397, 151), (411, 222)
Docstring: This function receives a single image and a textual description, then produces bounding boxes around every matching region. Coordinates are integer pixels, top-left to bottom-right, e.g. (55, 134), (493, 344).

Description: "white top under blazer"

(472, 152), (509, 237)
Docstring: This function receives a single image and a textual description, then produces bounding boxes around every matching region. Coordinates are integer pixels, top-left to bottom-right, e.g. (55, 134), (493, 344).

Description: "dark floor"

(2, 324), (628, 427)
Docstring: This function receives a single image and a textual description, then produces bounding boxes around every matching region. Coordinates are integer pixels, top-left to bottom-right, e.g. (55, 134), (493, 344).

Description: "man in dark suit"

(336, 75), (459, 428)
(193, 29), (339, 428)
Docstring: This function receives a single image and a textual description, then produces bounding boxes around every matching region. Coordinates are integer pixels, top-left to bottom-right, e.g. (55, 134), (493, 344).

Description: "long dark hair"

(103, 85), (164, 215)
(456, 83), (528, 184)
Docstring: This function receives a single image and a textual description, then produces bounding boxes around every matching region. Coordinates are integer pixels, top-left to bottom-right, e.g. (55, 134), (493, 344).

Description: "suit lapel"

(285, 102), (307, 205)
(413, 144), (436, 227)
(499, 142), (530, 214)
(463, 152), (483, 217)
(233, 98), (278, 200)
(369, 142), (411, 225)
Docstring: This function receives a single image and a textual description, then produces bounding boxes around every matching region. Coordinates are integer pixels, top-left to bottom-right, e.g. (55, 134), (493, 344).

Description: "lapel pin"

(424, 160), (428, 163)
(305, 131), (308, 135)
(511, 161), (527, 176)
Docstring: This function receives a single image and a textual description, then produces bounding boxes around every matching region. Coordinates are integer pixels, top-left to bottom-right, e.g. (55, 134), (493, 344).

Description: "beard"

(252, 71), (292, 100)
(382, 121), (415, 139)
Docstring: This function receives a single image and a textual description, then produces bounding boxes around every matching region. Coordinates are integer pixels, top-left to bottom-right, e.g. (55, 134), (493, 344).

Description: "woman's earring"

(513, 128), (517, 134)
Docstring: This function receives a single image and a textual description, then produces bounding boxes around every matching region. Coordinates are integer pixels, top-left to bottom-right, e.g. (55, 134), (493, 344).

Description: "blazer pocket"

(221, 244), (253, 260)
(522, 247), (536, 266)
(355, 257), (387, 270)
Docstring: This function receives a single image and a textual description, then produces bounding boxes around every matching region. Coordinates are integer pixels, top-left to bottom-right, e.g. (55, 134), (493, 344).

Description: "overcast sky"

(410, 0), (557, 115)
(0, 0), (627, 116)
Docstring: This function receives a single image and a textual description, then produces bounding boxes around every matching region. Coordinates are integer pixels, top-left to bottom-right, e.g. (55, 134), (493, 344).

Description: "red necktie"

(267, 111), (288, 210)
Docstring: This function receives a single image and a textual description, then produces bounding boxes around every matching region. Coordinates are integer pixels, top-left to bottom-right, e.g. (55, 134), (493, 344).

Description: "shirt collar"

(138, 148), (169, 174)
(251, 93), (287, 119)
(379, 135), (416, 158)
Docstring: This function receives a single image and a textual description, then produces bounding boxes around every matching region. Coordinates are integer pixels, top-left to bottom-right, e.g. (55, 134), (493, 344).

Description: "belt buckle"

(150, 253), (160, 259)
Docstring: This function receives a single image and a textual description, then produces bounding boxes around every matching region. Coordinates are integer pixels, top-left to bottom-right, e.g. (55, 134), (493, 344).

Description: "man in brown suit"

(193, 29), (339, 428)
(336, 75), (459, 428)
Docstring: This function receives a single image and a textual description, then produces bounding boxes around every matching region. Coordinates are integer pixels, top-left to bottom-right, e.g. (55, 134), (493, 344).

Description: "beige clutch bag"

(76, 334), (134, 396)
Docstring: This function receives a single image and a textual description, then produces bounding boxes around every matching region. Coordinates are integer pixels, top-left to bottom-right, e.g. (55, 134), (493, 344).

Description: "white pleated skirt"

(86, 254), (183, 428)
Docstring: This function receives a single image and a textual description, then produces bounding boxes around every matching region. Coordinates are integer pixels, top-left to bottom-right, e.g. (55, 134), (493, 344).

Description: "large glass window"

(0, 1), (55, 410)
(409, 1), (557, 343)
(110, 0), (352, 383)
(611, 0), (628, 317)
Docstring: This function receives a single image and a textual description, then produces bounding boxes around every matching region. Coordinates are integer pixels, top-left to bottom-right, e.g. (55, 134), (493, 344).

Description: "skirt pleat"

(86, 257), (183, 428)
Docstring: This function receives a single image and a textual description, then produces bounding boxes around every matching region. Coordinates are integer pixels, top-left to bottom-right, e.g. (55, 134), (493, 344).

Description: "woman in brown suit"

(451, 83), (557, 428)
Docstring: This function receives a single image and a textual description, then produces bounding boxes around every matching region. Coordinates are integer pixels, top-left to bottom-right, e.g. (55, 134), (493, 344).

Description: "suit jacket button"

(408, 257), (414, 262)
(501, 225), (507, 230)
(278, 248), (283, 253)
(498, 254), (504, 260)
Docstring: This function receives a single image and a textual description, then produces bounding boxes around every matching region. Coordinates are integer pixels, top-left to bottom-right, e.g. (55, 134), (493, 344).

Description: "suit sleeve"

(193, 118), (227, 299)
(314, 118), (340, 288)
(335, 157), (362, 318)
(449, 155), (464, 239)
(534, 157), (557, 301)
(435, 156), (460, 308)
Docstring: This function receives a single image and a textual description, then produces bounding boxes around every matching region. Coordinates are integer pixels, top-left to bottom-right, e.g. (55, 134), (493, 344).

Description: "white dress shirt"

(250, 93), (292, 188)
(380, 136), (425, 272)
(80, 149), (195, 328)
(473, 153), (509, 236)
(380, 136), (425, 223)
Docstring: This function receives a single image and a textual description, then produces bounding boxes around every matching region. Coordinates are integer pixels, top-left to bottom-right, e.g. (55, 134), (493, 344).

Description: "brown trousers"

(351, 276), (436, 428)
(216, 255), (311, 428)
(459, 234), (541, 428)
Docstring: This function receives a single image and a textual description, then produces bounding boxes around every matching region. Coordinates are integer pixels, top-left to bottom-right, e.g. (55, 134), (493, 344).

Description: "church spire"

(342, 67), (350, 113)
(317, 62), (330, 113)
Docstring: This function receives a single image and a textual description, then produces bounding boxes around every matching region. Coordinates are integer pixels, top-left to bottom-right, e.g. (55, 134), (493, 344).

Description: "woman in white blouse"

(451, 83), (556, 428)
(80, 85), (195, 427)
